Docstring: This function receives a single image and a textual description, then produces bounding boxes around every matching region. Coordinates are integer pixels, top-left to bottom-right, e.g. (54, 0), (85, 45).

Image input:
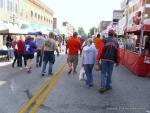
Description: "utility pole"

(139, 3), (145, 55)
(10, 14), (16, 25)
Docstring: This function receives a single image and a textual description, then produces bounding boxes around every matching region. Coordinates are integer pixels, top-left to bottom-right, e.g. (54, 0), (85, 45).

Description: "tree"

(88, 27), (98, 37)
(78, 27), (85, 36)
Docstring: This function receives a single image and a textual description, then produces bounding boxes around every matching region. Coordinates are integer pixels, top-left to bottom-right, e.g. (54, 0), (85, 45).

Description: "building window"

(38, 14), (40, 20)
(0, 0), (3, 8)
(35, 13), (37, 18)
(44, 17), (45, 21)
(41, 16), (43, 20)
(31, 11), (33, 18)
(7, 0), (9, 11)
(26, 14), (28, 19)
(15, 4), (18, 13)
(7, 0), (13, 12)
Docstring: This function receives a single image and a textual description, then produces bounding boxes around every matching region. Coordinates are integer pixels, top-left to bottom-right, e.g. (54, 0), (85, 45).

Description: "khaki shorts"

(67, 55), (78, 65)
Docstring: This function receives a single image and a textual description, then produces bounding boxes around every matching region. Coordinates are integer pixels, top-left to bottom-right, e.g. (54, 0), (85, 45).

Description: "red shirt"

(17, 40), (24, 54)
(66, 36), (81, 55)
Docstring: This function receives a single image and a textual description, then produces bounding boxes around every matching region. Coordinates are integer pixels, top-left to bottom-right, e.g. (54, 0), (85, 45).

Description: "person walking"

(35, 32), (45, 67)
(82, 38), (96, 87)
(16, 36), (24, 69)
(66, 32), (82, 74)
(96, 29), (120, 93)
(94, 34), (102, 50)
(24, 36), (37, 73)
(41, 32), (59, 76)
(12, 37), (18, 68)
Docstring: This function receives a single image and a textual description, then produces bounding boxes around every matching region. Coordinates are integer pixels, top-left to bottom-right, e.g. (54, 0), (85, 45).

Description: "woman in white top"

(82, 38), (97, 87)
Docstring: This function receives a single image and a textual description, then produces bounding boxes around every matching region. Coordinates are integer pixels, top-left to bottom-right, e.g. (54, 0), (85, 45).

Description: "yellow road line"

(28, 67), (65, 113)
(18, 63), (66, 113)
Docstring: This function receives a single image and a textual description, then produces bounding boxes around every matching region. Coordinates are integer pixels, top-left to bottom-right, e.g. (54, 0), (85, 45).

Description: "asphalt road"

(0, 53), (150, 113)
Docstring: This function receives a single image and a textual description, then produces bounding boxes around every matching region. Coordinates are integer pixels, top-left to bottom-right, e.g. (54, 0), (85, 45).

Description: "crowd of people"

(10, 29), (120, 94)
(11, 32), (60, 75)
(65, 29), (120, 94)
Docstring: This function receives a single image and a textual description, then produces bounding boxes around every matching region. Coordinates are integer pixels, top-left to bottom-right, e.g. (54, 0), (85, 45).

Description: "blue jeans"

(84, 64), (94, 86)
(18, 53), (23, 67)
(100, 60), (114, 88)
(36, 50), (42, 67)
(41, 61), (53, 75)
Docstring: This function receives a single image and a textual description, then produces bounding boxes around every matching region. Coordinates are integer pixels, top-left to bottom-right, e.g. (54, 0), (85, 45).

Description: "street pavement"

(0, 50), (150, 113)
(37, 58), (150, 113)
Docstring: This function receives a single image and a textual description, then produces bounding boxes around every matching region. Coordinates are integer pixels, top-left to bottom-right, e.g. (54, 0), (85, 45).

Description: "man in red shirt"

(66, 32), (82, 74)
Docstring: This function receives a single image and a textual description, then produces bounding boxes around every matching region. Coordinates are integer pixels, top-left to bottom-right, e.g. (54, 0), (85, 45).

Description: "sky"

(40, 0), (121, 33)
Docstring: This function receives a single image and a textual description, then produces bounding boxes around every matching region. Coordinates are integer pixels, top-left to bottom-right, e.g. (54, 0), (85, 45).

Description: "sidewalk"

(0, 59), (13, 67)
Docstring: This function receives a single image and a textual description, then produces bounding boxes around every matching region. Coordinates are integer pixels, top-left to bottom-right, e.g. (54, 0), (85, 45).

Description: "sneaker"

(68, 69), (72, 74)
(12, 64), (14, 68)
(50, 73), (53, 75)
(41, 72), (46, 76)
(73, 70), (77, 74)
(27, 69), (31, 74)
(89, 84), (93, 87)
(36, 63), (38, 68)
(99, 88), (106, 94)
(41, 73), (45, 76)
(86, 84), (93, 88)
(106, 86), (112, 90)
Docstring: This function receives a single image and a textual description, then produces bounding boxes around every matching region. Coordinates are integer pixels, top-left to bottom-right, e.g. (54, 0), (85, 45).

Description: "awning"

(0, 23), (25, 34)
(125, 19), (150, 35)
(20, 21), (53, 35)
(40, 26), (53, 35)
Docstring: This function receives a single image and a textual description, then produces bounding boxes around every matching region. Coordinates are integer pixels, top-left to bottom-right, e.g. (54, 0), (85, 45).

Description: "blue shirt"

(24, 39), (37, 55)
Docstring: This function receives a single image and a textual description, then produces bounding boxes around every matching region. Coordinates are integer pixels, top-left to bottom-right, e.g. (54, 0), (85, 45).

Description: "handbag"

(94, 63), (100, 71)
(79, 67), (87, 81)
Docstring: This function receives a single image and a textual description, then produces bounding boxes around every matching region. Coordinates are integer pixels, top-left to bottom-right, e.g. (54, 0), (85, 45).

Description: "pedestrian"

(56, 35), (62, 53)
(24, 36), (37, 73)
(41, 32), (59, 76)
(96, 28), (120, 93)
(94, 34), (102, 50)
(82, 38), (97, 87)
(6, 35), (12, 61)
(12, 37), (18, 68)
(16, 36), (25, 69)
(35, 31), (45, 67)
(66, 32), (82, 74)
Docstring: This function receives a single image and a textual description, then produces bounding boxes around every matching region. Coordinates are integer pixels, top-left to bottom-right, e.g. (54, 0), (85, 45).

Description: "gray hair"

(49, 32), (55, 38)
(87, 38), (93, 44)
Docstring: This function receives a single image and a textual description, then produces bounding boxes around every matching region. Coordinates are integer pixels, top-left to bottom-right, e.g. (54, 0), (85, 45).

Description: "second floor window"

(0, 0), (3, 8)
(7, 0), (13, 12)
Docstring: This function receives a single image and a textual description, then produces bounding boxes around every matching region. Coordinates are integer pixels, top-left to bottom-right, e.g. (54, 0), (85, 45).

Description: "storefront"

(118, 0), (150, 77)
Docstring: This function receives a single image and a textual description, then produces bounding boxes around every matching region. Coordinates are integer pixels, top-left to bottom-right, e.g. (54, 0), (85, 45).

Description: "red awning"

(125, 24), (150, 35)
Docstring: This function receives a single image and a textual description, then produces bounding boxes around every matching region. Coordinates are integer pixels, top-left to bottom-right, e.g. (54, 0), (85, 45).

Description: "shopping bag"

(94, 63), (100, 71)
(79, 67), (87, 81)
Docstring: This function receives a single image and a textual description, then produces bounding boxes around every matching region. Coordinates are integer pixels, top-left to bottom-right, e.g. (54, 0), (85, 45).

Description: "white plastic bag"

(79, 67), (87, 81)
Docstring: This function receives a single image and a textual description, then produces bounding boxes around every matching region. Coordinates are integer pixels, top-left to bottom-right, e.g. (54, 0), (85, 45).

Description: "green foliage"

(78, 27), (85, 36)
(88, 27), (98, 37)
